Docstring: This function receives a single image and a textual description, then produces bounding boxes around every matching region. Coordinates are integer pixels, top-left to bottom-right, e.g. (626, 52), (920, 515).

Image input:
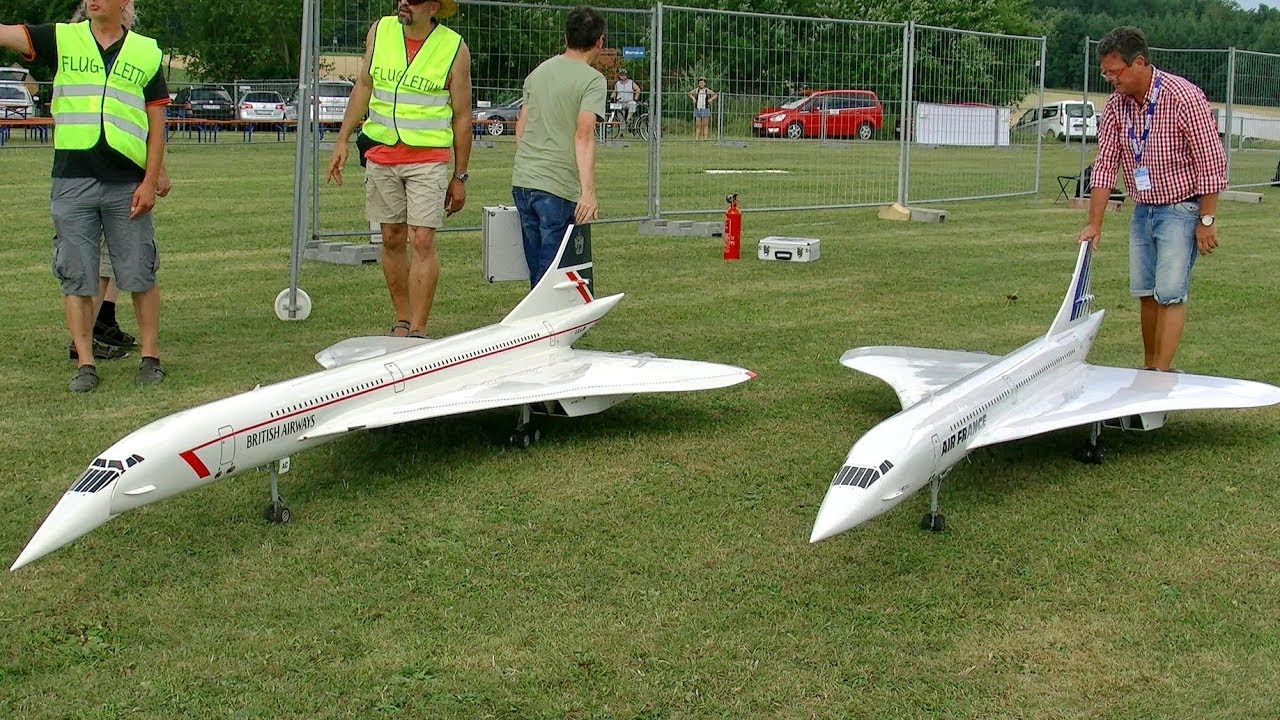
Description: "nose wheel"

(919, 475), (947, 532)
(263, 457), (292, 524)
(920, 512), (945, 532)
(264, 499), (291, 524)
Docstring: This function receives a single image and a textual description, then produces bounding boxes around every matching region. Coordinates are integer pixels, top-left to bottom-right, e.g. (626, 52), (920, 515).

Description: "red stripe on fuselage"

(180, 450), (211, 479)
(176, 318), (601, 472)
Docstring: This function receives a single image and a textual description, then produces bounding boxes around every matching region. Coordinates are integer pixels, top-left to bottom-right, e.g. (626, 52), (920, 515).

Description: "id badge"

(1134, 166), (1153, 192)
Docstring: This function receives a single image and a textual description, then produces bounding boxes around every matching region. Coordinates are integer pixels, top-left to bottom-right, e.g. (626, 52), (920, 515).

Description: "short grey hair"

(1098, 26), (1148, 65)
(72, 1), (138, 29)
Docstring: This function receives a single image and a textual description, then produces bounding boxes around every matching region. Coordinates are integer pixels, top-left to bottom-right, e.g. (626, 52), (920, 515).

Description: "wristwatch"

(1198, 214), (1215, 227)
(454, 171), (469, 183)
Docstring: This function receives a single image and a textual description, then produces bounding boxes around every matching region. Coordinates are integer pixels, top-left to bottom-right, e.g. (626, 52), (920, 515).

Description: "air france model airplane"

(13, 226), (755, 570)
(810, 243), (1280, 543)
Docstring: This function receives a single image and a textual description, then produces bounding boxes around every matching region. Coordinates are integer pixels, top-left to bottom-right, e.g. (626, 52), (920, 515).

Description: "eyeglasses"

(403, 0), (433, 5)
(1100, 63), (1131, 82)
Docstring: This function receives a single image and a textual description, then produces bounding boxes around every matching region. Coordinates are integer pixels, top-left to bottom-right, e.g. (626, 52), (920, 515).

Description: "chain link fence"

(904, 25), (1045, 205)
(656, 6), (906, 216)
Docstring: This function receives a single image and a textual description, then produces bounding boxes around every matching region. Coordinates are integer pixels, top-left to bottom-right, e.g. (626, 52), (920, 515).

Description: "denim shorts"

(1129, 199), (1199, 305)
(693, 109), (711, 119)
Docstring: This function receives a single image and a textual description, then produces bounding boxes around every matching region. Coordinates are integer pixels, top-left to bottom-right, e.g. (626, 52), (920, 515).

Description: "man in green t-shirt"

(511, 6), (607, 285)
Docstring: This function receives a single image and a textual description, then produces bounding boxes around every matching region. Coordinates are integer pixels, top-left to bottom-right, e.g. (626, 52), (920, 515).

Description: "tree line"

(1, 0), (1277, 100)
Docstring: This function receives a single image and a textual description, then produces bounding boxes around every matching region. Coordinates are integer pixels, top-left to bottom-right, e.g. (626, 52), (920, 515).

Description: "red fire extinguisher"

(723, 193), (741, 260)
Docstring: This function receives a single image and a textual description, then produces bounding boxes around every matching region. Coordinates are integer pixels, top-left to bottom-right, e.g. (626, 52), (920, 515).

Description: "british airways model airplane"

(13, 226), (755, 570)
(811, 243), (1280, 543)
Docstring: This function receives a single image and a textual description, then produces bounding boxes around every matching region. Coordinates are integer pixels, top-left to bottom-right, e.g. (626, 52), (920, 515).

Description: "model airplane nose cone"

(10, 490), (113, 571)
(809, 485), (883, 543)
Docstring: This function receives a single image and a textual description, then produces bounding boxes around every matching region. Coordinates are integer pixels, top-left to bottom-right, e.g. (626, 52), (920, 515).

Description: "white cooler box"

(758, 236), (820, 262)
(482, 205), (530, 283)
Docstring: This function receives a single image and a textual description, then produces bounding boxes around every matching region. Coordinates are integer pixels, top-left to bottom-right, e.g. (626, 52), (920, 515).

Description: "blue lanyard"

(1127, 72), (1163, 166)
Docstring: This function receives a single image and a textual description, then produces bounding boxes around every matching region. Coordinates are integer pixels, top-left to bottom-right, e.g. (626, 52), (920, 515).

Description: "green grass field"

(0, 140), (1278, 719)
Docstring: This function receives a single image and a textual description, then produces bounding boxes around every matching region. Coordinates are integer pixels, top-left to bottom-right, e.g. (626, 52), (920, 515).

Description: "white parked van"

(1015, 100), (1097, 141)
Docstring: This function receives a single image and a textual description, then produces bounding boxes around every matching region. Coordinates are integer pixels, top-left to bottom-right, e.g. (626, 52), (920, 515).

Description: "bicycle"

(597, 100), (650, 142)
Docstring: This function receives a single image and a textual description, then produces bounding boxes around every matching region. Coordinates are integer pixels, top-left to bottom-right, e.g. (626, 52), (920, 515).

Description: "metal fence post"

(651, 1), (664, 221)
(284, 0), (317, 321)
(1224, 46), (1236, 184)
(1034, 36), (1047, 196)
(901, 21), (915, 206)
(1079, 36), (1091, 183)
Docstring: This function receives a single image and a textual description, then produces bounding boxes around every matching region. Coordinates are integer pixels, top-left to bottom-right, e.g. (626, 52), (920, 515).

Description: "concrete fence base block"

(1221, 190), (1263, 203)
(474, 140), (496, 149)
(877, 203), (912, 222)
(909, 207), (949, 223)
(715, 140), (748, 148)
(304, 242), (382, 266)
(638, 219), (723, 237)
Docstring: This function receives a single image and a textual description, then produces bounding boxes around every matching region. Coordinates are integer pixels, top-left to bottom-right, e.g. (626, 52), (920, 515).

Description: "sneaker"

(69, 340), (129, 362)
(94, 322), (137, 348)
(69, 365), (99, 393)
(136, 356), (166, 385)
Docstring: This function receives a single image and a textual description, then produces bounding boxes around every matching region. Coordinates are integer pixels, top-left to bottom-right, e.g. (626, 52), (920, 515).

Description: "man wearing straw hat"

(328, 0), (472, 340)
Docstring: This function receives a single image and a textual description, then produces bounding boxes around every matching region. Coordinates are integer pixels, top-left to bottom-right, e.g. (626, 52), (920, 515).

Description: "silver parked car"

(238, 91), (287, 121)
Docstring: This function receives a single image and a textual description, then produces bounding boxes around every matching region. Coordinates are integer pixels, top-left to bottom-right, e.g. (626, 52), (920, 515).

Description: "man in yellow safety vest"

(327, 0), (473, 340)
(1, 0), (170, 392)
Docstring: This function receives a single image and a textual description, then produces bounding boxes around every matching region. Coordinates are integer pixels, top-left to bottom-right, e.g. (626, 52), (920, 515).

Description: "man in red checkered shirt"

(1077, 26), (1227, 373)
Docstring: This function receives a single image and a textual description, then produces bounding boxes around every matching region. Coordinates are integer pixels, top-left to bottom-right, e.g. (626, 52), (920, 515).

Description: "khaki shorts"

(364, 160), (448, 229)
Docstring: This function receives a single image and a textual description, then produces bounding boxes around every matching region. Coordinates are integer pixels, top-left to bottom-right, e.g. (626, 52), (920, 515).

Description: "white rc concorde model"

(810, 242), (1280, 543)
(13, 225), (755, 570)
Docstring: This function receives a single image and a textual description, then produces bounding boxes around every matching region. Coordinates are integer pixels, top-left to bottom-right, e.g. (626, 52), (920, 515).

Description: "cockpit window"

(71, 456), (142, 493)
(831, 465), (881, 489)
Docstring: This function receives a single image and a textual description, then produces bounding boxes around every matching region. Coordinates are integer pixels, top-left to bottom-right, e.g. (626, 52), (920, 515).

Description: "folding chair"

(1057, 163), (1124, 204)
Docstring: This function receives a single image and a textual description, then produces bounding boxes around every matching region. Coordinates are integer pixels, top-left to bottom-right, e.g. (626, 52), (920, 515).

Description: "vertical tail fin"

(502, 224), (594, 324)
(1047, 242), (1094, 336)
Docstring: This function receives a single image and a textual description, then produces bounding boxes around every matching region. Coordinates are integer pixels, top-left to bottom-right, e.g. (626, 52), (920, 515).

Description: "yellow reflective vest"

(52, 22), (162, 168)
(362, 18), (461, 148)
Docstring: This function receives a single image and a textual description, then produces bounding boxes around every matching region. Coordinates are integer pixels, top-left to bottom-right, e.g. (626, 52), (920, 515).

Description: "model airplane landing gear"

(263, 457), (292, 524)
(507, 405), (543, 449)
(1077, 422), (1105, 464)
(920, 475), (946, 532)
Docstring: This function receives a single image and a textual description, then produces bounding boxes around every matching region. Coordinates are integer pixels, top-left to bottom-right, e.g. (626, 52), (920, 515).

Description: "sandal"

(388, 320), (411, 337)
(408, 330), (428, 339)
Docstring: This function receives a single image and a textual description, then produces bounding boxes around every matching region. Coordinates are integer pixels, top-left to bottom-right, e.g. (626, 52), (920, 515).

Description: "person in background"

(688, 76), (717, 141)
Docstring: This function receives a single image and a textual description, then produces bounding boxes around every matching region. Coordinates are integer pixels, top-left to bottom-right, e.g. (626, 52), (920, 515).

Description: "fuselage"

(107, 294), (621, 514)
(811, 311), (1105, 540)
(11, 296), (621, 570)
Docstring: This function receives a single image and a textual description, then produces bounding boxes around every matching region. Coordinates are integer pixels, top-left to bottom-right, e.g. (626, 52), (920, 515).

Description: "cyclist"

(612, 67), (640, 125)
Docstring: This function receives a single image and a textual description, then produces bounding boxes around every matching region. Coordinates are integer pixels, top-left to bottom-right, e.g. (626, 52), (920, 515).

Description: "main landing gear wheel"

(920, 512), (945, 532)
(274, 287), (312, 321)
(1076, 422), (1105, 464)
(264, 500), (291, 524)
(507, 405), (543, 449)
(507, 425), (542, 449)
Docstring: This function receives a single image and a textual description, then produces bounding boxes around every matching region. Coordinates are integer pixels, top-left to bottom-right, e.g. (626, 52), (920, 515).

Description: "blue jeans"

(1130, 199), (1199, 304)
(513, 187), (576, 287)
